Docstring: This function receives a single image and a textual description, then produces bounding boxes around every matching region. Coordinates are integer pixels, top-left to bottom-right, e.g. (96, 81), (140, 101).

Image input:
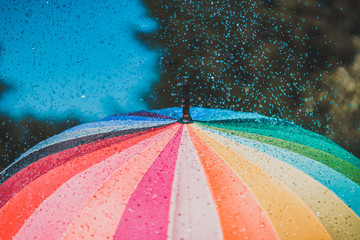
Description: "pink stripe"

(167, 126), (223, 239)
(13, 126), (178, 240)
(62, 125), (181, 240)
(114, 126), (183, 240)
(0, 124), (174, 209)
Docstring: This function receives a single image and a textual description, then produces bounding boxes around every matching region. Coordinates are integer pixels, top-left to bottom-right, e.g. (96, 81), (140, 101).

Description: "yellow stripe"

(194, 124), (360, 240)
(190, 125), (332, 240)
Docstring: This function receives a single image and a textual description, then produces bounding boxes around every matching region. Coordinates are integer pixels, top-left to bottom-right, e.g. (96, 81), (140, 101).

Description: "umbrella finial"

(178, 76), (193, 124)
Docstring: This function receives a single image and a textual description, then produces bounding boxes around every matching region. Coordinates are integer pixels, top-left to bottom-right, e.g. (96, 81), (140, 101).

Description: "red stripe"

(0, 124), (174, 209)
(114, 126), (183, 240)
(0, 125), (174, 240)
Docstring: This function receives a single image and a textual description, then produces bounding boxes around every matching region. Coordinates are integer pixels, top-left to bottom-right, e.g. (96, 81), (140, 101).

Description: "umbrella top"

(2, 107), (288, 170)
(151, 107), (281, 122)
(0, 107), (359, 239)
(1, 107), (358, 181)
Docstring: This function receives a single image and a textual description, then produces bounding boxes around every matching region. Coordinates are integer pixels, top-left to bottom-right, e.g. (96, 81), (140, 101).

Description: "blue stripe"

(65, 118), (175, 132)
(150, 107), (272, 121)
(99, 115), (170, 122)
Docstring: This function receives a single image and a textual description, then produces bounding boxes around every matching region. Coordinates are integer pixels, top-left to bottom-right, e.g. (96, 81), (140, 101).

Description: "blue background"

(0, 0), (158, 121)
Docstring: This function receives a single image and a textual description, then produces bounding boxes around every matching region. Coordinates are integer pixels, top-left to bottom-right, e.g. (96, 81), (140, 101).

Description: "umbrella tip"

(178, 116), (194, 124)
(178, 76), (193, 124)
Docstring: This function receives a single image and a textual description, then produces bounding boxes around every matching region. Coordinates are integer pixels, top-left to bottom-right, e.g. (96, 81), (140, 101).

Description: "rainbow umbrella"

(0, 107), (359, 240)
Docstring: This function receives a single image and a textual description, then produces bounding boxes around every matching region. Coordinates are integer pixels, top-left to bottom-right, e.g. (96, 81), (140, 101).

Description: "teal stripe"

(199, 123), (360, 186)
(205, 122), (360, 169)
(196, 124), (360, 216)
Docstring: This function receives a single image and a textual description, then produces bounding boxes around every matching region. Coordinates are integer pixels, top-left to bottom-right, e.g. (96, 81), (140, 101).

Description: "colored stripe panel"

(199, 124), (360, 217)
(0, 124), (175, 209)
(13, 125), (180, 240)
(188, 126), (278, 240)
(150, 107), (273, 122)
(196, 124), (360, 240)
(62, 125), (180, 240)
(101, 112), (175, 121)
(0, 126), (177, 240)
(1, 123), (174, 183)
(191, 125), (332, 240)
(114, 126), (183, 240)
(201, 124), (360, 185)
(100, 115), (165, 122)
(127, 111), (176, 119)
(66, 119), (175, 132)
(204, 122), (360, 169)
(167, 126), (223, 240)
(42, 121), (171, 147)
(12, 121), (173, 162)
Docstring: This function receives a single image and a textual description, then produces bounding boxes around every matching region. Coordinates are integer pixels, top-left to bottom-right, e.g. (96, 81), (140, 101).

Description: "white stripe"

(13, 120), (175, 162)
(167, 125), (223, 240)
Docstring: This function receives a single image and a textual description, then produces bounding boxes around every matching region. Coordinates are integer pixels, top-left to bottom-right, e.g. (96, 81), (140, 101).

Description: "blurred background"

(1, 0), (359, 171)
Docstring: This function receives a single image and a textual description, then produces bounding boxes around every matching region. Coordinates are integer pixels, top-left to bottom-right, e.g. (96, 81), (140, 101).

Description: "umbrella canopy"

(0, 107), (359, 240)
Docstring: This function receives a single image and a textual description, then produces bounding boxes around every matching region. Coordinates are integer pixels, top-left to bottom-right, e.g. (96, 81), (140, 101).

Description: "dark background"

(142, 0), (360, 157)
(1, 0), (359, 171)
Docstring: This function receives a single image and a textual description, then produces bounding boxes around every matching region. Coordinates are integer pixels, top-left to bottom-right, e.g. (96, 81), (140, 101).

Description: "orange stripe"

(188, 125), (278, 240)
(195, 124), (360, 239)
(63, 125), (180, 240)
(0, 125), (175, 240)
(191, 124), (332, 240)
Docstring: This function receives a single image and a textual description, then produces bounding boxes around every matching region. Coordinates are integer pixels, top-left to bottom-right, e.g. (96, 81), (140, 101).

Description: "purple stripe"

(114, 126), (183, 240)
(127, 111), (176, 119)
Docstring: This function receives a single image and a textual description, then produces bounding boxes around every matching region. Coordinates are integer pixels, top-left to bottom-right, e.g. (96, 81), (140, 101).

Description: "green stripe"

(204, 122), (360, 169)
(200, 123), (360, 185)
